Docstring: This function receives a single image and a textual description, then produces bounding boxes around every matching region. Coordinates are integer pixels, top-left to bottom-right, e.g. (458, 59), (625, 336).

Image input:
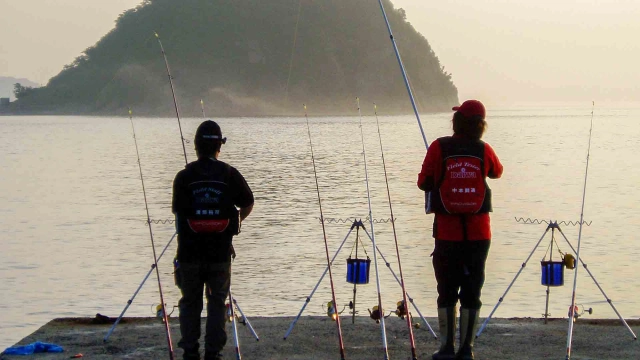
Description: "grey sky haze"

(1, 0), (638, 107)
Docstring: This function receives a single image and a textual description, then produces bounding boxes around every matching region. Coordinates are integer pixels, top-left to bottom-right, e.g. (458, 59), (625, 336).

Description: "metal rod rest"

(557, 227), (637, 339)
(283, 227), (356, 339)
(476, 226), (551, 337)
(233, 298), (260, 341)
(104, 233), (177, 342)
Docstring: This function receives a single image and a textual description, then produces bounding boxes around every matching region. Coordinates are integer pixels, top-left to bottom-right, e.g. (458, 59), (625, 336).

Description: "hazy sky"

(1, 0), (638, 107)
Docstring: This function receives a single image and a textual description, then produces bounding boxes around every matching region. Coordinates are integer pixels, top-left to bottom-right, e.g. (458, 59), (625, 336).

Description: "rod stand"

(104, 233), (176, 342)
(283, 222), (359, 339)
(351, 219), (365, 230)
(284, 220), (436, 339)
(476, 221), (637, 340)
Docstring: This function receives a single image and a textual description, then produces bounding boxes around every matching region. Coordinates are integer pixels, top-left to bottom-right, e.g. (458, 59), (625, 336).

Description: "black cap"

(195, 120), (226, 144)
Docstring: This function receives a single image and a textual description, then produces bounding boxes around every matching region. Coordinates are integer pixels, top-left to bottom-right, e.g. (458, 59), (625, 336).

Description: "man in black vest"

(172, 120), (254, 360)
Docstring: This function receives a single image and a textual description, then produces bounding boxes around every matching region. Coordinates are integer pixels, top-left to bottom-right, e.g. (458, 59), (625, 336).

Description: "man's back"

(172, 158), (253, 263)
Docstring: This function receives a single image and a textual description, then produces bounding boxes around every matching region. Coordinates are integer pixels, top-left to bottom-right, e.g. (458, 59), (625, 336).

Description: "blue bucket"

(541, 261), (564, 286)
(346, 258), (371, 285)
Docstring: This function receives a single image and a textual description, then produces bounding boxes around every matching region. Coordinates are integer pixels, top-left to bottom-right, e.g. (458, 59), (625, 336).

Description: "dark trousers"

(175, 261), (231, 356)
(432, 239), (490, 309)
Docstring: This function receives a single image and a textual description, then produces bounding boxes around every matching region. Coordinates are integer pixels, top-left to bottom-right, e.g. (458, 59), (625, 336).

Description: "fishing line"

(373, 103), (417, 360)
(283, 0), (303, 107)
(565, 101), (595, 360)
(303, 104), (346, 360)
(356, 97), (389, 359)
(128, 108), (175, 360)
(154, 32), (188, 165)
(375, 0), (428, 149)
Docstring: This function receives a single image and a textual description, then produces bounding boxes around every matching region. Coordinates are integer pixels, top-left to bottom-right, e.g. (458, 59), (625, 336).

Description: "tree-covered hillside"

(0, 77), (39, 101)
(11, 0), (458, 116)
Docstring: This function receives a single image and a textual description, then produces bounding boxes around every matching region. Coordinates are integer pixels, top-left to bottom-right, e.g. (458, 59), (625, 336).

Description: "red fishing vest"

(428, 137), (493, 214)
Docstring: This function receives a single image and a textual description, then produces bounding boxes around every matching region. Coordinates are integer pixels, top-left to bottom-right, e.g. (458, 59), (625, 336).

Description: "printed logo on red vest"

(439, 157), (486, 214)
(451, 167), (478, 179)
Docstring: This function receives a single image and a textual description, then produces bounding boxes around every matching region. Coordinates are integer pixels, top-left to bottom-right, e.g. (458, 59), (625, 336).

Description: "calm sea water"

(1, 106), (640, 350)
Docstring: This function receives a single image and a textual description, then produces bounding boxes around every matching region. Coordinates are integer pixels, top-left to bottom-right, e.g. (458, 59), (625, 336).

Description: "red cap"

(452, 100), (485, 118)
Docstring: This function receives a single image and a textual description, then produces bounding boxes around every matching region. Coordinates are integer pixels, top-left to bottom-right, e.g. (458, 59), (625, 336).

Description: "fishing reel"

(563, 254), (576, 269)
(326, 300), (346, 321)
(394, 300), (421, 328)
(226, 303), (236, 323)
(368, 305), (392, 324)
(568, 304), (593, 322)
(225, 302), (246, 325)
(395, 300), (408, 319)
(153, 303), (177, 323)
(224, 302), (250, 326)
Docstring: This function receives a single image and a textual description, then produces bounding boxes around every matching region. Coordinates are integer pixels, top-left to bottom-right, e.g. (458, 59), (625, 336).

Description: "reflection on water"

(1, 107), (640, 349)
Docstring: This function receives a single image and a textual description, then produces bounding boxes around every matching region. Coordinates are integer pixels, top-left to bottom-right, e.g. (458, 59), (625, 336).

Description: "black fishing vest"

(178, 163), (239, 238)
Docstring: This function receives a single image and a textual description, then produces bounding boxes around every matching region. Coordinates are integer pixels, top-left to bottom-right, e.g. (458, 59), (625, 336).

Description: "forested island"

(7, 0), (458, 116)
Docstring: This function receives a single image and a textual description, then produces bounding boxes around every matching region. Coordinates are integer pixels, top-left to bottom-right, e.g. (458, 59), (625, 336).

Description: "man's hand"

(239, 204), (253, 221)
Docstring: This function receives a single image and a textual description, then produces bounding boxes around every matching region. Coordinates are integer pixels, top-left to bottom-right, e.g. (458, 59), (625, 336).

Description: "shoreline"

(2, 316), (638, 359)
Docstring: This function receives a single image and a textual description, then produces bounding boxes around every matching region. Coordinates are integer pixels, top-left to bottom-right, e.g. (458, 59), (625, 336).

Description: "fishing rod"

(228, 265), (242, 360)
(356, 97), (389, 359)
(303, 104), (346, 360)
(128, 108), (175, 360)
(373, 103), (417, 360)
(565, 102), (595, 360)
(154, 32), (188, 165)
(375, 0), (428, 149)
(351, 225), (361, 325)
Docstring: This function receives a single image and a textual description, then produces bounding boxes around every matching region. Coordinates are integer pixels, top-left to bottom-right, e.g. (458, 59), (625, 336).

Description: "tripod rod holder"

(351, 219), (365, 230)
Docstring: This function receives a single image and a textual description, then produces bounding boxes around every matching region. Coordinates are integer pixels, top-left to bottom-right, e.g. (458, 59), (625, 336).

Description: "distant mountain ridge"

(0, 77), (39, 101)
(9, 0), (458, 116)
